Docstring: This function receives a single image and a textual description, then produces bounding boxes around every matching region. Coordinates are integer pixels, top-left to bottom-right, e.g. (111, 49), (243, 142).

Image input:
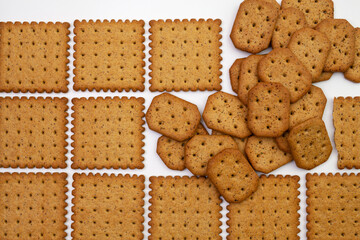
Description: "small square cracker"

(72, 173), (145, 240)
(149, 19), (222, 91)
(281, 0), (334, 28)
(0, 97), (68, 168)
(258, 48), (312, 103)
(0, 22), (70, 93)
(345, 28), (360, 83)
(207, 148), (259, 203)
(306, 173), (360, 240)
(289, 85), (327, 129)
(71, 97), (145, 169)
(156, 123), (208, 171)
(230, 0), (279, 54)
(149, 176), (222, 240)
(333, 97), (360, 169)
(315, 19), (356, 72)
(288, 118), (332, 170)
(247, 82), (290, 137)
(146, 93), (201, 142)
(185, 135), (238, 176)
(227, 175), (300, 240)
(0, 172), (68, 239)
(288, 28), (331, 82)
(73, 20), (145, 92)
(203, 91), (251, 138)
(245, 136), (293, 173)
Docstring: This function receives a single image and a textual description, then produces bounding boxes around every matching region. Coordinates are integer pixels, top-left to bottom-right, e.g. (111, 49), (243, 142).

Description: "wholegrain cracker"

(229, 58), (244, 92)
(149, 19), (222, 91)
(0, 97), (68, 168)
(73, 20), (146, 92)
(71, 97), (145, 169)
(275, 131), (291, 153)
(344, 28), (360, 82)
(212, 130), (248, 156)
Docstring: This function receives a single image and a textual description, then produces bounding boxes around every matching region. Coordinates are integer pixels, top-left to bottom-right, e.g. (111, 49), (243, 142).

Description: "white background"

(0, 0), (359, 239)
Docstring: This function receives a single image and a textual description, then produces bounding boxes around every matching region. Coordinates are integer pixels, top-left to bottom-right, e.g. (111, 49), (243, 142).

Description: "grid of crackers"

(0, 0), (359, 239)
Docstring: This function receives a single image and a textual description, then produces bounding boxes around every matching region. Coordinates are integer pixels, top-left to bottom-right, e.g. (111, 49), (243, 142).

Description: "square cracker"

(0, 173), (68, 239)
(71, 97), (145, 169)
(281, 0), (334, 28)
(149, 176), (222, 240)
(230, 0), (279, 54)
(0, 97), (68, 168)
(345, 28), (360, 83)
(203, 91), (251, 138)
(306, 173), (360, 240)
(149, 19), (222, 91)
(73, 20), (145, 92)
(227, 175), (300, 240)
(72, 173), (145, 240)
(333, 97), (360, 169)
(315, 19), (356, 72)
(0, 22), (70, 93)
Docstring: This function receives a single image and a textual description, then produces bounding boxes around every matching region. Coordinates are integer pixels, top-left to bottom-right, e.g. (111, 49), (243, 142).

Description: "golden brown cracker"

(149, 176), (222, 240)
(203, 91), (252, 138)
(288, 118), (332, 170)
(275, 131), (291, 154)
(0, 172), (68, 239)
(211, 130), (248, 156)
(288, 28), (331, 81)
(185, 135), (238, 176)
(316, 71), (333, 82)
(0, 22), (70, 93)
(149, 19), (222, 91)
(345, 28), (360, 82)
(272, 7), (307, 49)
(245, 136), (293, 173)
(237, 54), (264, 105)
(258, 48), (312, 103)
(146, 93), (201, 142)
(156, 124), (208, 171)
(290, 85), (327, 128)
(227, 175), (300, 240)
(207, 148), (259, 203)
(281, 0), (334, 28)
(247, 82), (290, 137)
(229, 58), (244, 92)
(230, 0), (279, 53)
(315, 19), (356, 72)
(333, 97), (360, 169)
(72, 173), (145, 239)
(306, 173), (360, 240)
(71, 97), (145, 169)
(73, 20), (146, 92)
(0, 97), (68, 168)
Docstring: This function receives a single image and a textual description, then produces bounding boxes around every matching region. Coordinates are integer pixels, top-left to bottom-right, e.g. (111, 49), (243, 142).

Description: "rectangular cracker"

(185, 135), (238, 176)
(0, 173), (68, 239)
(247, 82), (290, 137)
(156, 123), (208, 171)
(146, 93), (201, 141)
(149, 176), (222, 240)
(306, 173), (360, 240)
(315, 19), (356, 72)
(281, 0), (334, 28)
(290, 85), (327, 128)
(203, 91), (251, 138)
(71, 97), (145, 169)
(333, 97), (360, 169)
(0, 22), (70, 93)
(73, 20), (146, 92)
(0, 97), (68, 168)
(345, 28), (360, 83)
(149, 19), (222, 91)
(245, 136), (293, 173)
(72, 173), (145, 239)
(229, 58), (244, 92)
(227, 175), (300, 240)
(272, 7), (307, 49)
(230, 0), (279, 54)
(288, 28), (331, 82)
